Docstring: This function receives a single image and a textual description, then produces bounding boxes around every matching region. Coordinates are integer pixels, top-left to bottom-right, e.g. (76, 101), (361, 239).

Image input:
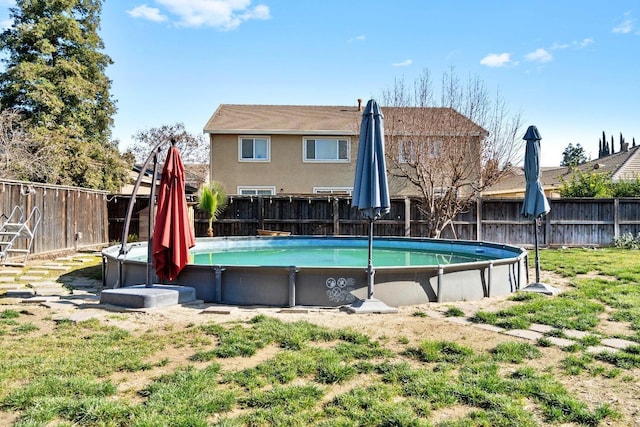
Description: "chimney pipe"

(357, 98), (362, 111)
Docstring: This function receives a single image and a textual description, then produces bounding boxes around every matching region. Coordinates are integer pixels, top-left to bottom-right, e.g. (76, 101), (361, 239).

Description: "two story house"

(203, 101), (486, 196)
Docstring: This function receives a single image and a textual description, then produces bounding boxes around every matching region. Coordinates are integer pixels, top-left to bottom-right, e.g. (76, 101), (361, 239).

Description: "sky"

(0, 0), (638, 167)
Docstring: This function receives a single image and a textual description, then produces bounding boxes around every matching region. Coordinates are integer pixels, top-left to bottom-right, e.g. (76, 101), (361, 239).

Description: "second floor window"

(304, 138), (350, 162)
(239, 137), (270, 161)
(399, 139), (442, 163)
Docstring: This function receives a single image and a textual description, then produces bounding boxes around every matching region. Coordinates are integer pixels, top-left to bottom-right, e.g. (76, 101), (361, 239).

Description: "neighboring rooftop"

(485, 144), (640, 198)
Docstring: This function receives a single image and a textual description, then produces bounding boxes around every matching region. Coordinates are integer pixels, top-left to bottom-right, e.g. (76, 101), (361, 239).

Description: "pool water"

(190, 246), (491, 267)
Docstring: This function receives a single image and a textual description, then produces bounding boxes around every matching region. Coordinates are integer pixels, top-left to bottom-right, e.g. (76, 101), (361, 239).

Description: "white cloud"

(127, 4), (168, 23)
(613, 19), (632, 33)
(480, 53), (511, 67)
(613, 11), (633, 33)
(577, 37), (594, 48)
(348, 35), (366, 43)
(151, 0), (271, 29)
(392, 59), (413, 67)
(525, 48), (553, 63)
(550, 42), (570, 50)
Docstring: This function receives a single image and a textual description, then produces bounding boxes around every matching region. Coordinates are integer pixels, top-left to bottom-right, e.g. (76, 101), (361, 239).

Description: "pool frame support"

(214, 266), (224, 303)
(288, 266), (297, 307)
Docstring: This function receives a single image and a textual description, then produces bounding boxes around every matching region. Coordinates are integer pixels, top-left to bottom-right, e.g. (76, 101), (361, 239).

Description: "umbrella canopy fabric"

(152, 145), (195, 281)
(352, 99), (390, 219)
(521, 125), (550, 219)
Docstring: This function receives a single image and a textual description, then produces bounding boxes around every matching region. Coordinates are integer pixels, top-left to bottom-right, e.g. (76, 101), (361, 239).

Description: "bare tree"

(128, 123), (209, 165)
(381, 68), (524, 237)
(0, 108), (56, 182)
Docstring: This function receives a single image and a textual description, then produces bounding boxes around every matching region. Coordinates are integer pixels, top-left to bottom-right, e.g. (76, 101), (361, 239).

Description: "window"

(237, 186), (275, 195)
(399, 140), (417, 163)
(428, 140), (442, 159)
(399, 139), (442, 163)
(239, 137), (270, 161)
(434, 187), (458, 197)
(313, 187), (353, 195)
(304, 138), (350, 162)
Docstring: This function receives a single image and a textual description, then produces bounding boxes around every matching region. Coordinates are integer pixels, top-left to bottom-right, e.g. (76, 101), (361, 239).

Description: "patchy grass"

(0, 311), (619, 426)
(5, 248), (640, 425)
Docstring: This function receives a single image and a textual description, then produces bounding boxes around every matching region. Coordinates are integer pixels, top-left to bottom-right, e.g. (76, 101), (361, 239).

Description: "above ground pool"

(102, 236), (528, 307)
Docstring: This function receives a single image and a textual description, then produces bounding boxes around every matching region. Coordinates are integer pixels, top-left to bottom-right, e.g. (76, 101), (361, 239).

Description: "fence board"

(1, 179), (108, 258)
(105, 195), (640, 248)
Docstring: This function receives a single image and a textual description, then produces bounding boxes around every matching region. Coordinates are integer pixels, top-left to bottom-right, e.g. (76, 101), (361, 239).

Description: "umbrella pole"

(146, 151), (159, 288)
(534, 218), (541, 284)
(367, 218), (374, 299)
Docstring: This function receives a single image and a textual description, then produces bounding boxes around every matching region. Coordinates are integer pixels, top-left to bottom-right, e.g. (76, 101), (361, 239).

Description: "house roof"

(203, 104), (486, 137)
(485, 144), (640, 196)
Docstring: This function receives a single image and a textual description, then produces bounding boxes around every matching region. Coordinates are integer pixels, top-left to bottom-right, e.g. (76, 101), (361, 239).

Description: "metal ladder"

(0, 206), (41, 266)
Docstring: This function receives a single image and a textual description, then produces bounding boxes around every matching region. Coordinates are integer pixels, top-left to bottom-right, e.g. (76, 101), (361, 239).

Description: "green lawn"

(2, 248), (640, 426)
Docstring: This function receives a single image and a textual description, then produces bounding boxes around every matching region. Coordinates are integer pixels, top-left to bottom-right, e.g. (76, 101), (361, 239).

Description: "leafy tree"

(381, 67), (524, 238)
(612, 178), (640, 197)
(0, 0), (129, 191)
(559, 170), (613, 197)
(128, 122), (209, 165)
(0, 108), (54, 180)
(560, 170), (640, 198)
(560, 143), (588, 167)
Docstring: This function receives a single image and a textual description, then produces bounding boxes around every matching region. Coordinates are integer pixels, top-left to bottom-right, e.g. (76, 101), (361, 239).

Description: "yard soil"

(2, 269), (640, 426)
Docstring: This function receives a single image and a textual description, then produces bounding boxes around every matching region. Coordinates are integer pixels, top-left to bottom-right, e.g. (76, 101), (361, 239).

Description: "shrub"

(613, 232), (640, 249)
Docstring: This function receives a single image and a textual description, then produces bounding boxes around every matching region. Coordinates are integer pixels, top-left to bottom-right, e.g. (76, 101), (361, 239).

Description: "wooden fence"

(0, 179), (109, 258)
(108, 195), (640, 248)
(3, 186), (638, 257)
(5, 186), (637, 256)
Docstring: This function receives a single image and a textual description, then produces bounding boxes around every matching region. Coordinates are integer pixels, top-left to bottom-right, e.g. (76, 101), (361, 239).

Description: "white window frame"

(399, 139), (442, 163)
(313, 187), (353, 195)
(434, 187), (459, 197)
(238, 136), (270, 162)
(428, 140), (442, 159)
(399, 140), (417, 163)
(237, 186), (276, 195)
(303, 137), (350, 163)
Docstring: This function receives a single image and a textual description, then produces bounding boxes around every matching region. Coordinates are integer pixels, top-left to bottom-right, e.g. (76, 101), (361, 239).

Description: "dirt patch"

(2, 269), (639, 425)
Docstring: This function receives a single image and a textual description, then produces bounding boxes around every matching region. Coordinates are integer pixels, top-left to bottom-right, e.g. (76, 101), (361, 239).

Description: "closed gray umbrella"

(352, 99), (390, 220)
(347, 99), (396, 313)
(521, 125), (550, 219)
(521, 126), (558, 295)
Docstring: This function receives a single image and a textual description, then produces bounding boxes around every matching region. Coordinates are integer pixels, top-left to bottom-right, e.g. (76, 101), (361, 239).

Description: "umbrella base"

(100, 284), (197, 308)
(343, 298), (398, 314)
(519, 282), (560, 296)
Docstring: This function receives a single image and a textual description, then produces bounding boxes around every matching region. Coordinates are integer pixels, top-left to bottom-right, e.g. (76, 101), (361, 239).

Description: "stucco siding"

(211, 134), (358, 194)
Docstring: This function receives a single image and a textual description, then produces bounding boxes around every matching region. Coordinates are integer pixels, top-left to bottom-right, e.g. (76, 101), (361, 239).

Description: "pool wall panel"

(220, 267), (290, 306)
(101, 237), (528, 307)
(296, 268), (358, 306)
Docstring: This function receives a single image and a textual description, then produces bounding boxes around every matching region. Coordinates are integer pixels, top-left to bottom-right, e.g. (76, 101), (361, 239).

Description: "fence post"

(404, 197), (411, 237)
(102, 193), (109, 244)
(333, 197), (339, 235)
(614, 198), (620, 240)
(543, 210), (551, 247)
(476, 198), (482, 241)
(258, 197), (264, 230)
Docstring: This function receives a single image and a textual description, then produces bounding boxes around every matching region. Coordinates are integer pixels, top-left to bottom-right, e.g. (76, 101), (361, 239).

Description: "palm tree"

(198, 181), (228, 237)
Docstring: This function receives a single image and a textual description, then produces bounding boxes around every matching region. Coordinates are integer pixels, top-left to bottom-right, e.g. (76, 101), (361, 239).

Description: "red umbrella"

(152, 145), (195, 282)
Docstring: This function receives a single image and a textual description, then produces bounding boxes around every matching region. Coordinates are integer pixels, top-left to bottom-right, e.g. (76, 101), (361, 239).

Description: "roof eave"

(204, 129), (359, 136)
